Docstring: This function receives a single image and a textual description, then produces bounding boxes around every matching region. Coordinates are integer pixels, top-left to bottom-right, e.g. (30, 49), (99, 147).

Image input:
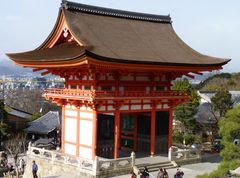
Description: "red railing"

(44, 88), (189, 100)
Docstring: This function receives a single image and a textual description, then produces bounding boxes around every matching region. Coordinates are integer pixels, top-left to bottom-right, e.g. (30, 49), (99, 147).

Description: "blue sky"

(1, 0), (240, 72)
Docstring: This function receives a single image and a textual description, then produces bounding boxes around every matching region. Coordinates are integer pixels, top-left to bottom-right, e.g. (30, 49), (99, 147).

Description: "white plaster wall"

(80, 106), (93, 111)
(131, 100), (141, 103)
(79, 120), (93, 146)
(120, 105), (129, 111)
(80, 112), (93, 120)
(131, 105), (141, 110)
(143, 104), (151, 109)
(156, 104), (162, 109)
(65, 118), (77, 143)
(82, 75), (87, 80)
(107, 106), (114, 111)
(66, 104), (77, 110)
(79, 146), (92, 159)
(163, 104), (169, 109)
(98, 106), (106, 111)
(65, 143), (76, 156)
(65, 110), (78, 117)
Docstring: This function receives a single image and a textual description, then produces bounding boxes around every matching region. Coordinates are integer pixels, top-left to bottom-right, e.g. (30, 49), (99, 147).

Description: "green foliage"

(172, 131), (184, 144)
(28, 112), (42, 122)
(211, 90), (232, 117)
(198, 105), (240, 178)
(172, 79), (200, 132)
(184, 133), (196, 145)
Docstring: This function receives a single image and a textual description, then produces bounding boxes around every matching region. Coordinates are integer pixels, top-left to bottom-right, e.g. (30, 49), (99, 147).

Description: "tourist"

(32, 160), (38, 178)
(163, 168), (169, 178)
(157, 168), (164, 178)
(143, 166), (149, 178)
(174, 168), (184, 178)
(19, 158), (25, 174)
(130, 172), (137, 178)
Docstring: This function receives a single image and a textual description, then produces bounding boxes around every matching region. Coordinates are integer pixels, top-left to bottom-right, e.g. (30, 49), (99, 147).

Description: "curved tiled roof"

(7, 0), (230, 68)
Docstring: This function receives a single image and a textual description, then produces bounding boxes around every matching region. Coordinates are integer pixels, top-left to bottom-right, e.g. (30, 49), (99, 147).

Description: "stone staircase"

(136, 160), (178, 172)
(134, 155), (178, 173)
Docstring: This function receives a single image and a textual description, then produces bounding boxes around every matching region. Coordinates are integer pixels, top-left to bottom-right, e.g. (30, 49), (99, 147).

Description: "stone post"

(168, 146), (172, 161)
(131, 152), (135, 167)
(93, 156), (99, 175)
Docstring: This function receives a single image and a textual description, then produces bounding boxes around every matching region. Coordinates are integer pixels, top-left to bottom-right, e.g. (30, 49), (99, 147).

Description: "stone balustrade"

(27, 143), (135, 177)
(168, 146), (201, 164)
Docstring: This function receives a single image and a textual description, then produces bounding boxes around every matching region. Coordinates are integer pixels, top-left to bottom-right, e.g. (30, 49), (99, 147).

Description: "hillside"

(0, 59), (31, 75)
(197, 73), (240, 91)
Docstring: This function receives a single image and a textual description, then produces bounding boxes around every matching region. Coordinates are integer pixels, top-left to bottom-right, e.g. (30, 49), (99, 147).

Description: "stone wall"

(23, 156), (95, 178)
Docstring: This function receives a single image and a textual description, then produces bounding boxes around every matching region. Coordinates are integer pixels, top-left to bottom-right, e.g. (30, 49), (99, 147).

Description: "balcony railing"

(43, 88), (189, 100)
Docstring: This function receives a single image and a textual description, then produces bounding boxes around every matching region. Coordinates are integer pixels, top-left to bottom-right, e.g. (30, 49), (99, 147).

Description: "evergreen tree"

(172, 79), (200, 132)
(197, 105), (240, 178)
(211, 90), (233, 117)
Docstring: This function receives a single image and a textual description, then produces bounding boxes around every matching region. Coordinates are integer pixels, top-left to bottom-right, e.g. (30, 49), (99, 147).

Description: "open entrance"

(155, 111), (169, 154)
(96, 111), (170, 158)
(97, 114), (114, 158)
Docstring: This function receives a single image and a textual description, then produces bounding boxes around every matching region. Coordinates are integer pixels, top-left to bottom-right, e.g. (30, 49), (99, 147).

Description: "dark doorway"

(155, 111), (169, 154)
(137, 112), (151, 153)
(97, 114), (114, 158)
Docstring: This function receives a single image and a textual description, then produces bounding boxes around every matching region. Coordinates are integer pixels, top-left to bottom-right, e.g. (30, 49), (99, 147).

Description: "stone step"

(137, 161), (178, 172)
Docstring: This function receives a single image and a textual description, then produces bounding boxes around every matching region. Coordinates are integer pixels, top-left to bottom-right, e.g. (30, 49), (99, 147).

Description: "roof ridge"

(61, 0), (171, 23)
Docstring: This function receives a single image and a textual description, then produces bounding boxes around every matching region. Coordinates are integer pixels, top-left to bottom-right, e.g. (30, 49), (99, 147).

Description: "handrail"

(44, 88), (189, 99)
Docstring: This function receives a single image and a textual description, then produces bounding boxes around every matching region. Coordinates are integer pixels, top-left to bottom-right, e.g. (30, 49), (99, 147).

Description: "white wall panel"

(79, 120), (93, 146)
(65, 118), (77, 143)
(65, 143), (76, 156)
(120, 105), (129, 111)
(79, 146), (92, 159)
(80, 112), (93, 119)
(131, 105), (141, 110)
(143, 104), (151, 109)
(65, 110), (78, 117)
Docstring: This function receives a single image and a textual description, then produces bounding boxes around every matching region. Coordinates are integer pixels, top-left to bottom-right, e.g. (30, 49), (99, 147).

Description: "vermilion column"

(150, 109), (156, 156)
(61, 105), (65, 154)
(92, 109), (98, 159)
(114, 109), (120, 159)
(168, 109), (173, 148)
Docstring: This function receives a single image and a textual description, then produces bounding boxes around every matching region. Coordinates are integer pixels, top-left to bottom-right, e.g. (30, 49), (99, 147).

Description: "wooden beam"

(41, 70), (52, 76)
(33, 68), (44, 72)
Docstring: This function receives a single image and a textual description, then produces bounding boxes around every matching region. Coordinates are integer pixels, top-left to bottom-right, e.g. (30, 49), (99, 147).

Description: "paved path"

(111, 154), (221, 178)
(42, 154), (221, 178)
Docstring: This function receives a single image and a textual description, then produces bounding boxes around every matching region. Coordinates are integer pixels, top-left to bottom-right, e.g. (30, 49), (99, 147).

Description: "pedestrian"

(174, 168), (184, 178)
(143, 166), (149, 178)
(163, 168), (169, 178)
(19, 158), (25, 174)
(32, 160), (38, 178)
(157, 168), (164, 178)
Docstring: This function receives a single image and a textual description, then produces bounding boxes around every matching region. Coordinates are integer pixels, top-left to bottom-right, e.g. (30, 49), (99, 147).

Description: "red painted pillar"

(168, 109), (173, 148)
(114, 109), (120, 159)
(92, 109), (98, 159)
(150, 109), (156, 156)
(61, 105), (65, 154)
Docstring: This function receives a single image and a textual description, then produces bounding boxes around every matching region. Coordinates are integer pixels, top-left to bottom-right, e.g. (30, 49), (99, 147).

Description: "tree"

(197, 105), (240, 178)
(172, 79), (200, 132)
(211, 90), (232, 117)
(4, 133), (27, 176)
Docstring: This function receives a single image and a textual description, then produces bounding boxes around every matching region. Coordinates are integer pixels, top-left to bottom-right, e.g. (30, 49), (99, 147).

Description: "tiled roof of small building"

(26, 111), (60, 134)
